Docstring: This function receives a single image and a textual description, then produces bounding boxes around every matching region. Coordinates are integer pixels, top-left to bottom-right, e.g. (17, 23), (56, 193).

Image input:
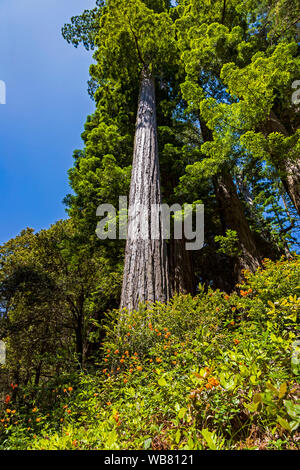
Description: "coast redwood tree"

(93, 0), (175, 310)
(120, 67), (169, 310)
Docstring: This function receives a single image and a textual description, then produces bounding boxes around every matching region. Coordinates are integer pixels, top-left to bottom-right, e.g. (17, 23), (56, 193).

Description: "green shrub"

(1, 257), (299, 450)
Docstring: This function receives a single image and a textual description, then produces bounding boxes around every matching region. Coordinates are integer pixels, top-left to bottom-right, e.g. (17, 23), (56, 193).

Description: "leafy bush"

(0, 257), (299, 450)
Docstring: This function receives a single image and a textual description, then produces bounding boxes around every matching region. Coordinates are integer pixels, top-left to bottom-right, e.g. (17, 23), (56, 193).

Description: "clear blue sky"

(0, 0), (96, 245)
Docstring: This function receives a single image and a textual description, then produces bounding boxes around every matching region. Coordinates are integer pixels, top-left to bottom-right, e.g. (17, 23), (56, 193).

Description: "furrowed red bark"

(168, 237), (196, 296)
(200, 118), (262, 279)
(120, 67), (169, 311)
(262, 110), (300, 216)
(214, 170), (263, 279)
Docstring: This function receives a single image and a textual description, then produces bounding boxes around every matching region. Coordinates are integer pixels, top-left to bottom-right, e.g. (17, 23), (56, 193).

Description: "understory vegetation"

(1, 257), (299, 450)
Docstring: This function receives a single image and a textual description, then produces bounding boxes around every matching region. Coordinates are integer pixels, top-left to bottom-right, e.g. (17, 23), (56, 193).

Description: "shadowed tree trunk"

(167, 237), (196, 296)
(120, 67), (169, 311)
(200, 118), (262, 280)
(213, 170), (262, 279)
(262, 110), (300, 216)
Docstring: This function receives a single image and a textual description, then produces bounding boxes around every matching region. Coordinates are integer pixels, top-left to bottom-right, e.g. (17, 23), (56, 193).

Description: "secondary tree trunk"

(199, 118), (262, 279)
(214, 170), (262, 279)
(120, 67), (169, 311)
(168, 237), (196, 296)
(262, 110), (300, 216)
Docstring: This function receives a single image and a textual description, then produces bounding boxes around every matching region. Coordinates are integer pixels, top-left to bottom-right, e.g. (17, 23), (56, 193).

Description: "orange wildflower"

(5, 395), (11, 404)
(208, 377), (219, 387)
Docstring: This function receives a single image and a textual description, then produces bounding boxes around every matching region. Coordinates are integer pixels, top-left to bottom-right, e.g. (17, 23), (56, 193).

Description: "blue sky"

(0, 0), (96, 245)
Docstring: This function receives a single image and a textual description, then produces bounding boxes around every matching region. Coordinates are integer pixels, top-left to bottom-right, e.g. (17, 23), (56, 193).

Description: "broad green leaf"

(277, 417), (291, 432)
(278, 382), (287, 399)
(201, 428), (217, 450)
(178, 407), (187, 420)
(158, 377), (167, 387)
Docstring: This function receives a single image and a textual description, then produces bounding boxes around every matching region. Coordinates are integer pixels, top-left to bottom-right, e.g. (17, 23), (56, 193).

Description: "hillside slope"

(1, 257), (299, 450)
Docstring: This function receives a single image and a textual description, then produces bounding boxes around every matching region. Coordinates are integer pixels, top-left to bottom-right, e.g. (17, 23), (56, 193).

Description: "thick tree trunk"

(236, 171), (282, 259)
(262, 110), (300, 216)
(120, 67), (169, 311)
(200, 117), (262, 278)
(280, 159), (300, 216)
(167, 237), (196, 296)
(214, 170), (262, 279)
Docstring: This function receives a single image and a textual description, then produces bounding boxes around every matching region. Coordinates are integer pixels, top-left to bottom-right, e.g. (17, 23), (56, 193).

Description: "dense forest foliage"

(0, 0), (299, 450)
